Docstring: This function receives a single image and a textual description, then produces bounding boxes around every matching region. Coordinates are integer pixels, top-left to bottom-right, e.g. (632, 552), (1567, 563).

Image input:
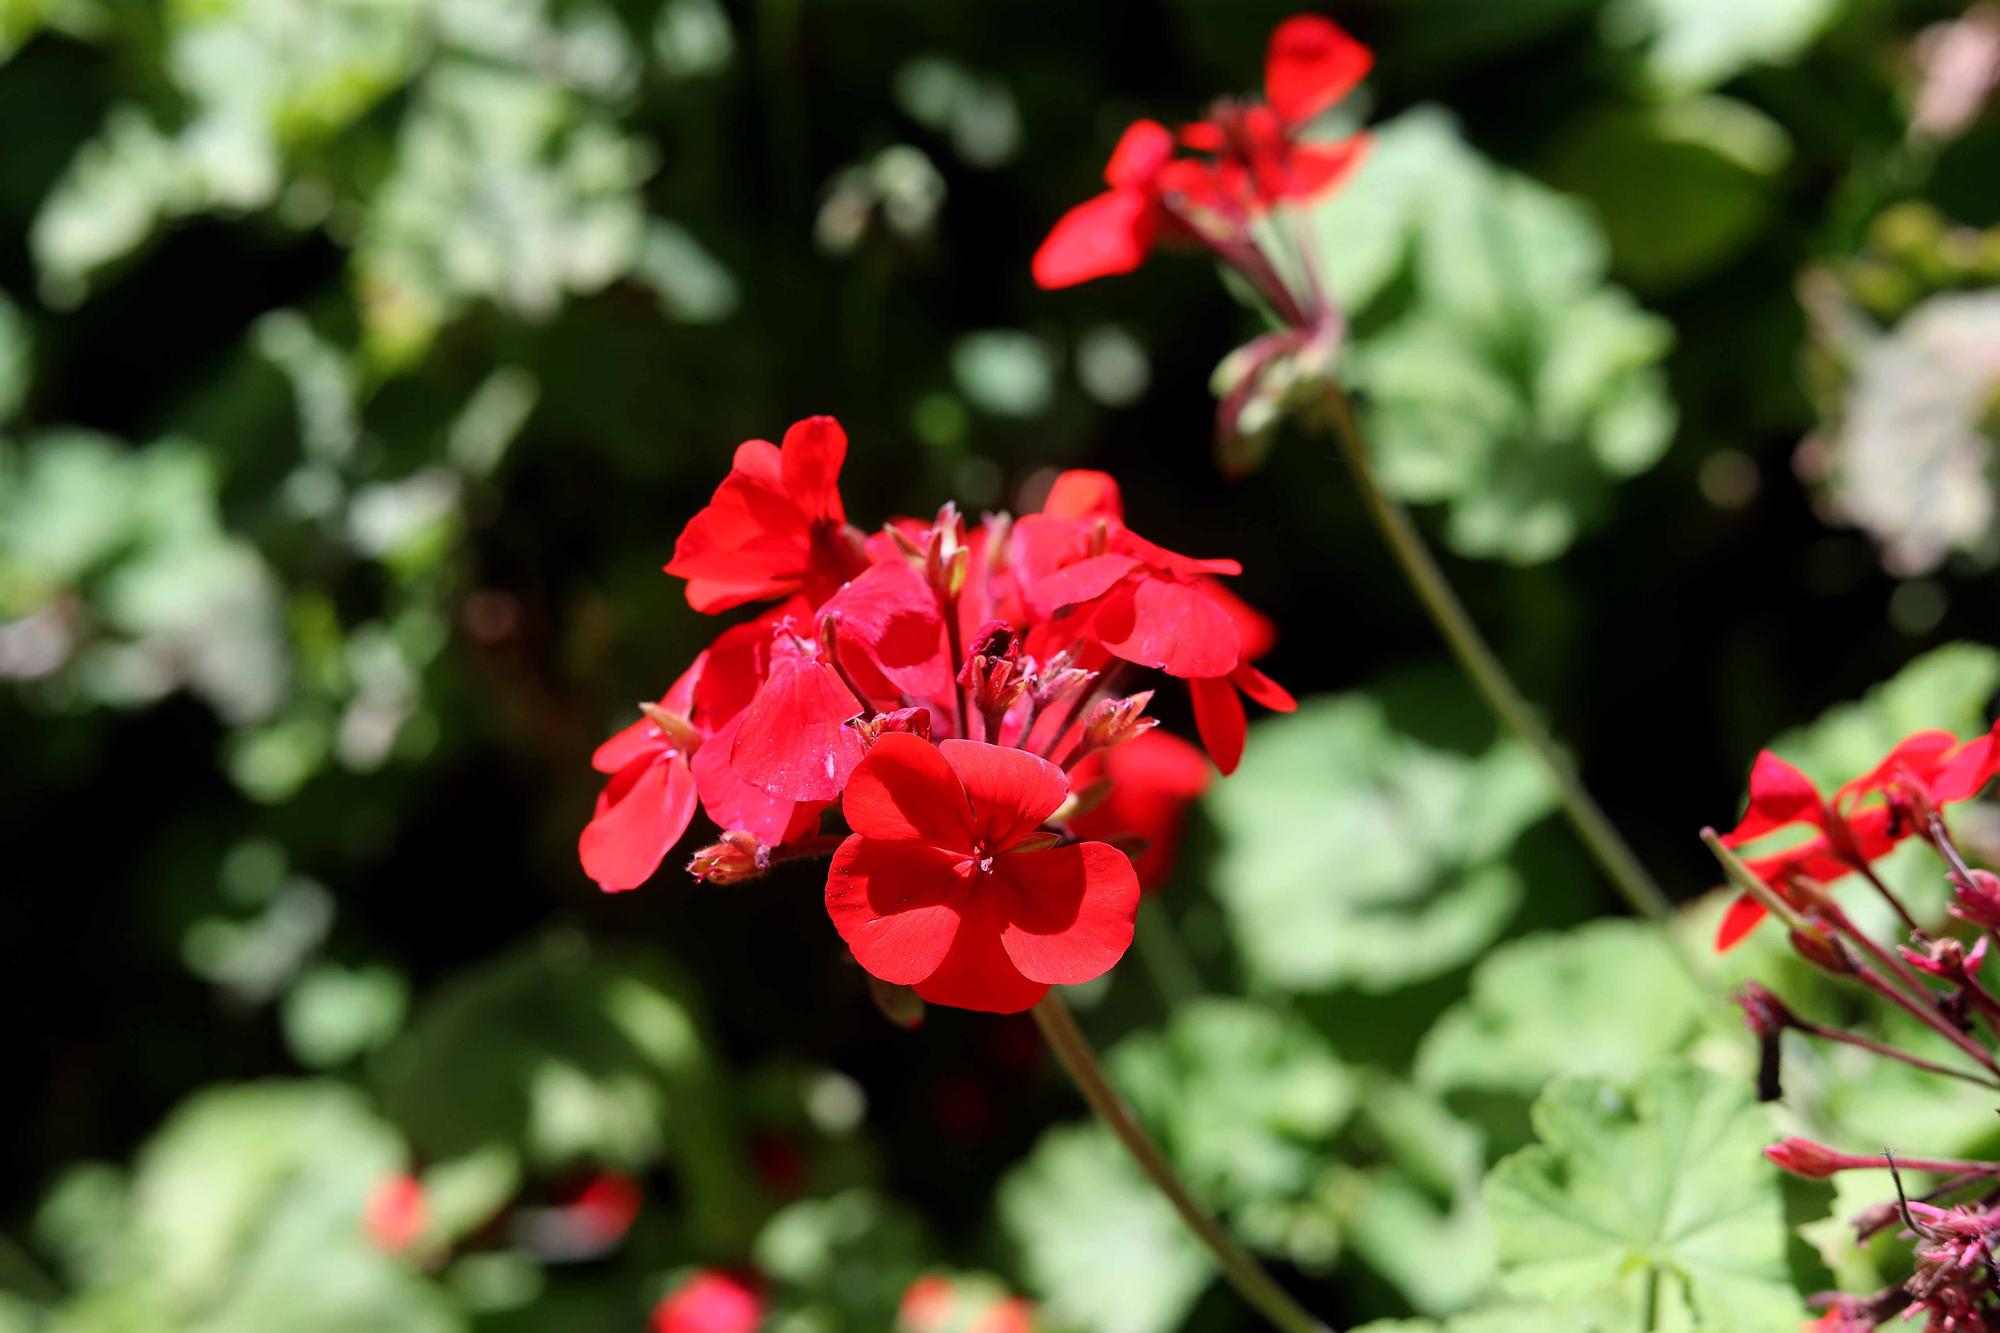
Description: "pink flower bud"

(1765, 1137), (1854, 1178)
(688, 831), (769, 885)
(852, 707), (933, 747)
(1734, 982), (1796, 1037)
(1082, 690), (1157, 753)
(1953, 869), (2000, 929)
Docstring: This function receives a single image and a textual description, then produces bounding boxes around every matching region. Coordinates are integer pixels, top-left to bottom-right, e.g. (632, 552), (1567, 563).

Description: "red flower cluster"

(1713, 724), (2000, 950)
(1033, 15), (1372, 293)
(581, 417), (1294, 1012)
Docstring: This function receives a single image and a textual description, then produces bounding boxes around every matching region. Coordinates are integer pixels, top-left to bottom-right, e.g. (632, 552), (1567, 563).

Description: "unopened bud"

(688, 831), (769, 885)
(1734, 982), (1797, 1038)
(1764, 1137), (1853, 1179)
(638, 701), (702, 755)
(817, 611), (843, 661)
(959, 621), (1028, 719)
(1902, 936), (1968, 980)
(851, 707), (933, 747)
(1789, 925), (1856, 975)
(1082, 690), (1157, 753)
(1952, 869), (2000, 929)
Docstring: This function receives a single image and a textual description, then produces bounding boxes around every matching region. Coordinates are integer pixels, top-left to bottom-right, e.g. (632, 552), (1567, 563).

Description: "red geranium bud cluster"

(1712, 725), (2000, 950)
(581, 416), (1295, 1013)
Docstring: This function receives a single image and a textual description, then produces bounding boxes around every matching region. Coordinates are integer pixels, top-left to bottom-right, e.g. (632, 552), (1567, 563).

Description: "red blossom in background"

(1033, 15), (1372, 294)
(582, 417), (1291, 1012)
(1712, 722), (2000, 950)
(651, 1270), (764, 1333)
(363, 1172), (428, 1255)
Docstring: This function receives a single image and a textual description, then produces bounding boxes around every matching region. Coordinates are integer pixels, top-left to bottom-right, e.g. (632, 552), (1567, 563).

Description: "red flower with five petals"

(665, 416), (868, 613)
(826, 735), (1140, 1013)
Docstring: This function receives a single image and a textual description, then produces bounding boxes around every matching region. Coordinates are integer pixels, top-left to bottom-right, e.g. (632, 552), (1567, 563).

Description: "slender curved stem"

(1318, 385), (1677, 931)
(1031, 991), (1333, 1333)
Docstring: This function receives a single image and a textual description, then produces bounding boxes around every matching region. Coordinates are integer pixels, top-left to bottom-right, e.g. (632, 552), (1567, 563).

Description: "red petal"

(1031, 189), (1162, 290)
(1070, 731), (1210, 889)
(728, 656), (864, 801)
(940, 739), (1069, 851)
(1264, 15), (1372, 125)
(692, 615), (779, 731)
(825, 835), (967, 985)
(1274, 134), (1370, 203)
(580, 754), (698, 892)
(592, 715), (667, 775)
(994, 842), (1140, 984)
(1042, 470), (1125, 520)
(1103, 119), (1174, 189)
(666, 462), (813, 613)
(694, 713), (810, 846)
(912, 892), (1049, 1014)
(841, 733), (975, 847)
(1178, 120), (1227, 153)
(1189, 674), (1248, 776)
(1233, 662), (1295, 712)
(1714, 893), (1768, 952)
(1025, 554), (1141, 618)
(779, 416), (847, 523)
(1092, 577), (1241, 678)
(1199, 579), (1276, 660)
(1722, 750), (1823, 846)
(1937, 720), (2000, 803)
(820, 559), (951, 698)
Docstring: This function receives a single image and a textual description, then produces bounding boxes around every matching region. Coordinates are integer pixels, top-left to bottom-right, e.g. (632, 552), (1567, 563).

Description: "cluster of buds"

(581, 416), (1293, 1012)
(1709, 721), (2000, 1328)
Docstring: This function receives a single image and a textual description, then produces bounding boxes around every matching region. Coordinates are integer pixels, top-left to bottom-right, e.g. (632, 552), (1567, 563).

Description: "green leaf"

(1206, 670), (1556, 993)
(754, 1190), (931, 1331)
(1541, 99), (1790, 292)
(1109, 999), (1354, 1254)
(39, 1083), (459, 1333)
(281, 962), (410, 1069)
(1417, 922), (1709, 1098)
(1602, 0), (1844, 95)
(998, 1124), (1212, 1333)
(1485, 1064), (1809, 1330)
(1310, 108), (1678, 563)
(1764, 641), (2000, 786)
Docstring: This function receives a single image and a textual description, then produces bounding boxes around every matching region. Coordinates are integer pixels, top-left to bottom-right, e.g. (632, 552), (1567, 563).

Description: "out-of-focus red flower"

(665, 416), (867, 613)
(899, 1275), (1039, 1333)
(566, 1172), (643, 1247)
(364, 1172), (428, 1254)
(1034, 15), (1372, 292)
(825, 735), (1140, 1013)
(1713, 723), (2000, 949)
(1070, 730), (1210, 890)
(651, 1270), (765, 1333)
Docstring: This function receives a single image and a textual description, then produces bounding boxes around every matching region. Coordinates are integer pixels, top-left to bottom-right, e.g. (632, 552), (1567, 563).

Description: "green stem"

(1031, 992), (1332, 1333)
(1320, 386), (1677, 931)
(1134, 898), (1204, 1007)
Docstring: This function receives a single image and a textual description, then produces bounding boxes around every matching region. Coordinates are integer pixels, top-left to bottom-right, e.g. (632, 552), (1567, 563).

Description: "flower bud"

(1789, 925), (1856, 975)
(1081, 690), (1157, 754)
(1734, 982), (1797, 1038)
(638, 701), (702, 755)
(688, 831), (770, 885)
(1952, 869), (2000, 928)
(852, 707), (933, 747)
(1902, 936), (1968, 980)
(958, 621), (1028, 720)
(1765, 1137), (1854, 1179)
(867, 975), (925, 1030)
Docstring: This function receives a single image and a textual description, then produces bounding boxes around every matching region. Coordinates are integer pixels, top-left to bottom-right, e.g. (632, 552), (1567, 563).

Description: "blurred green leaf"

(755, 1190), (931, 1331)
(1312, 108), (1678, 563)
(1542, 98), (1790, 291)
(0, 291), (29, 424)
(1602, 0), (1844, 95)
(1207, 671), (1555, 992)
(39, 1082), (459, 1333)
(282, 962), (410, 1068)
(1485, 1064), (1809, 1329)
(1110, 999), (1354, 1257)
(951, 331), (1056, 418)
(998, 1124), (1211, 1333)
(1416, 921), (1709, 1098)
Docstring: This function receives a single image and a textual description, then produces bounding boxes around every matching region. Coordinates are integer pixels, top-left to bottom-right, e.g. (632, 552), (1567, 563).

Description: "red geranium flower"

(1033, 15), (1372, 292)
(825, 735), (1140, 1013)
(652, 1270), (765, 1333)
(665, 416), (868, 613)
(1714, 723), (2000, 949)
(580, 656), (706, 892)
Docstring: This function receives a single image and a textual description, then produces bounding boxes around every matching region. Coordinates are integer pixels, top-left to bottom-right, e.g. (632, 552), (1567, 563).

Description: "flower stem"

(1319, 385), (1676, 931)
(1030, 991), (1332, 1333)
